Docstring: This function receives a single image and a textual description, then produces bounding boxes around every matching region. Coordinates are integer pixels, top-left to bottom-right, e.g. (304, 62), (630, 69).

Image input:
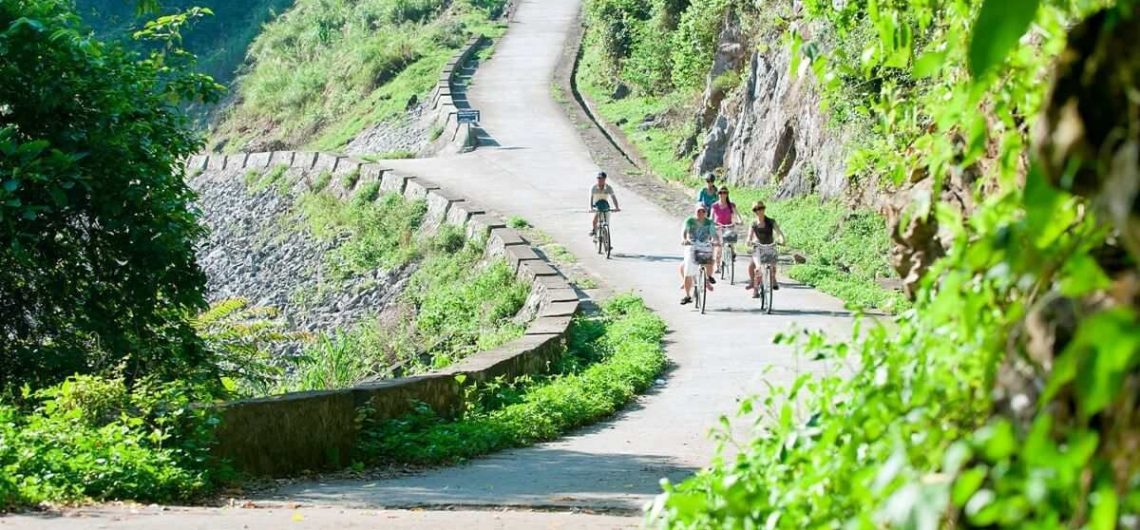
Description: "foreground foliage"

(0, 377), (225, 509)
(650, 0), (1139, 528)
(0, 0), (222, 390)
(356, 295), (667, 465)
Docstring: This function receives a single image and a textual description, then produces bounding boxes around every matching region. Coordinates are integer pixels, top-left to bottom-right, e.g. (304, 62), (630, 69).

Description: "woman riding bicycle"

(696, 173), (718, 210)
(746, 200), (786, 298)
(710, 186), (741, 272)
(588, 171), (620, 237)
(679, 203), (719, 305)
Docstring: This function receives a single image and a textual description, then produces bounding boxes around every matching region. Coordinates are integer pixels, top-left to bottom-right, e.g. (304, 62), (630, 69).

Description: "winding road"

(7, 0), (856, 527)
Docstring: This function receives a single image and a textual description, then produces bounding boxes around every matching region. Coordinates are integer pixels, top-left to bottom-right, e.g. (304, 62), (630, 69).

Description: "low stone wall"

(187, 151), (581, 476)
(427, 34), (486, 153)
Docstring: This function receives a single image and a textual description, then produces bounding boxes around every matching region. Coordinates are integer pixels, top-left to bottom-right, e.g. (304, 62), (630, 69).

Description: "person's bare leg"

(591, 212), (598, 235)
(703, 263), (714, 291)
(770, 263), (778, 289)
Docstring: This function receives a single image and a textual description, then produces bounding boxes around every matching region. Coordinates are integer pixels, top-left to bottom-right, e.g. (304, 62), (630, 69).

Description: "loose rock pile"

(192, 169), (412, 349)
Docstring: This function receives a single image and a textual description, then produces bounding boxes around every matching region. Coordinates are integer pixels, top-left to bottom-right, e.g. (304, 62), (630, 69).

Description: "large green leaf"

(967, 0), (1040, 79)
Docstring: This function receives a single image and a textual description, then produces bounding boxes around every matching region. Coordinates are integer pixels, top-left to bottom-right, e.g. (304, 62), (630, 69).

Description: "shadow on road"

(273, 448), (697, 511)
(610, 253), (682, 263)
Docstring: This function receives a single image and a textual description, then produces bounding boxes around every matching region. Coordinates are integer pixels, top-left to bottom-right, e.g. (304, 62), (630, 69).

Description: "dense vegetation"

(0, 0), (231, 508)
(619, 0), (1140, 527)
(210, 0), (507, 152)
(76, 0), (294, 89)
(357, 295), (666, 465)
(1, 0), (220, 391)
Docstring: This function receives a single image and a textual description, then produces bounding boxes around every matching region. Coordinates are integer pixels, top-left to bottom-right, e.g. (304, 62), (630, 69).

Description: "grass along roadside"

(210, 0), (508, 153)
(354, 294), (666, 465)
(507, 216), (601, 290)
(279, 187), (530, 391)
(576, 42), (906, 312)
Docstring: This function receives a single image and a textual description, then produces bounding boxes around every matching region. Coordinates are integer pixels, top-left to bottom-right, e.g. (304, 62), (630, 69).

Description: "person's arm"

(746, 223), (756, 244)
(609, 186), (620, 210)
(732, 205), (743, 225)
(774, 221), (787, 245)
(588, 188), (595, 210)
(682, 220), (690, 244)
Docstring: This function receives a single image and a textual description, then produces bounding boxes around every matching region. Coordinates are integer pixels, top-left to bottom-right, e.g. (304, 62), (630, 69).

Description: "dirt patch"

(552, 13), (695, 219)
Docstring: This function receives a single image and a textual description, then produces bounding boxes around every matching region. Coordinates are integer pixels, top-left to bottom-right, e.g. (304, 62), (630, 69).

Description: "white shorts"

(683, 243), (714, 277)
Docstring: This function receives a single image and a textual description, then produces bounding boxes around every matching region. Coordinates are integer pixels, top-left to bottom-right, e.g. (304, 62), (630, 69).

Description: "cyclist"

(746, 200), (786, 297)
(696, 173), (718, 210)
(588, 171), (620, 237)
(710, 186), (741, 272)
(679, 203), (720, 305)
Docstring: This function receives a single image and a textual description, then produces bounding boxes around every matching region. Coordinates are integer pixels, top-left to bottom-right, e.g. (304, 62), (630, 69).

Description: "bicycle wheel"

(693, 272), (702, 314)
(728, 246), (735, 285)
(764, 267), (774, 315)
(596, 227), (604, 255)
(692, 274), (701, 309)
(605, 228), (612, 259)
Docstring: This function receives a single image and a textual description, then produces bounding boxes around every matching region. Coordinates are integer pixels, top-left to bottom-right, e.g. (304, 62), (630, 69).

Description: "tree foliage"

(0, 0), (222, 389)
(650, 0), (1140, 527)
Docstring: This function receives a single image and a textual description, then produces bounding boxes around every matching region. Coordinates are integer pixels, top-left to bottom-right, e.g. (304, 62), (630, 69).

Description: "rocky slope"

(191, 167), (413, 352)
(688, 13), (849, 200)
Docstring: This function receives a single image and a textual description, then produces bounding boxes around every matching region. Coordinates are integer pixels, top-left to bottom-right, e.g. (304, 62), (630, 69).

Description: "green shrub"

(355, 294), (666, 464)
(0, 377), (225, 508)
(341, 168), (362, 190)
(311, 169), (332, 192)
(506, 215), (531, 228)
(0, 0), (222, 390)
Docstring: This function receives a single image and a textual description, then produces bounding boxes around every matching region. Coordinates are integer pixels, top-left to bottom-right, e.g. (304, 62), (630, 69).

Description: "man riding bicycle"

(710, 186), (741, 273)
(588, 171), (620, 237)
(746, 200), (786, 298)
(679, 203), (720, 305)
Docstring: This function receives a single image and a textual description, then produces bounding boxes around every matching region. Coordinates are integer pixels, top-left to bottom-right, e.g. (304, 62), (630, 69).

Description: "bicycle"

(591, 206), (618, 259)
(716, 224), (737, 285)
(685, 240), (714, 314)
(751, 242), (779, 314)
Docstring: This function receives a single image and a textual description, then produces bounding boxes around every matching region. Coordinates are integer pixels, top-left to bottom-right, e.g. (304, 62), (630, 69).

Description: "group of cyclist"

(588, 171), (786, 306)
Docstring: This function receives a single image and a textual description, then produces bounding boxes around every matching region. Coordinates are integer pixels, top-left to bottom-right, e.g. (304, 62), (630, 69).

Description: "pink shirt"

(711, 202), (735, 225)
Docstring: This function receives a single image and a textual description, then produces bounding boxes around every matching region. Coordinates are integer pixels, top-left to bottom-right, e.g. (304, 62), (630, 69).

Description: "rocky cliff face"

(693, 20), (849, 200)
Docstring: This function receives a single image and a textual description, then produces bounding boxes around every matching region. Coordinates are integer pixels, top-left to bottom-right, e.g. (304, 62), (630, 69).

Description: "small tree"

(0, 0), (222, 389)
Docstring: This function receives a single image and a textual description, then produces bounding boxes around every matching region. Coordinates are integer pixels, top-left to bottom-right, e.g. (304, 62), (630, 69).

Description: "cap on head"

(596, 171), (607, 179)
(704, 174), (716, 183)
(695, 203), (708, 213)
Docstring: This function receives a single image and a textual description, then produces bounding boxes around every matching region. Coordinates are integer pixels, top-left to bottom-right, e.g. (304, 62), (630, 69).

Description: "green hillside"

(76, 0), (293, 89)
(208, 0), (507, 152)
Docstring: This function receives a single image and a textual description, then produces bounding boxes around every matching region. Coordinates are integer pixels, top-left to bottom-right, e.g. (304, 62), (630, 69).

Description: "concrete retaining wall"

(194, 152), (581, 476)
(428, 34), (486, 154)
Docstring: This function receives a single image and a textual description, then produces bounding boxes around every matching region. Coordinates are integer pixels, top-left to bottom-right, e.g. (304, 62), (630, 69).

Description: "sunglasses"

(718, 191), (728, 195)
(753, 207), (765, 212)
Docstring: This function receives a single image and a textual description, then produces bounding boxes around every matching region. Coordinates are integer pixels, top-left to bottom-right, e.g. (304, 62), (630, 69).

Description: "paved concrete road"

(1, 507), (635, 529)
(10, 0), (856, 526)
(260, 0), (854, 514)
